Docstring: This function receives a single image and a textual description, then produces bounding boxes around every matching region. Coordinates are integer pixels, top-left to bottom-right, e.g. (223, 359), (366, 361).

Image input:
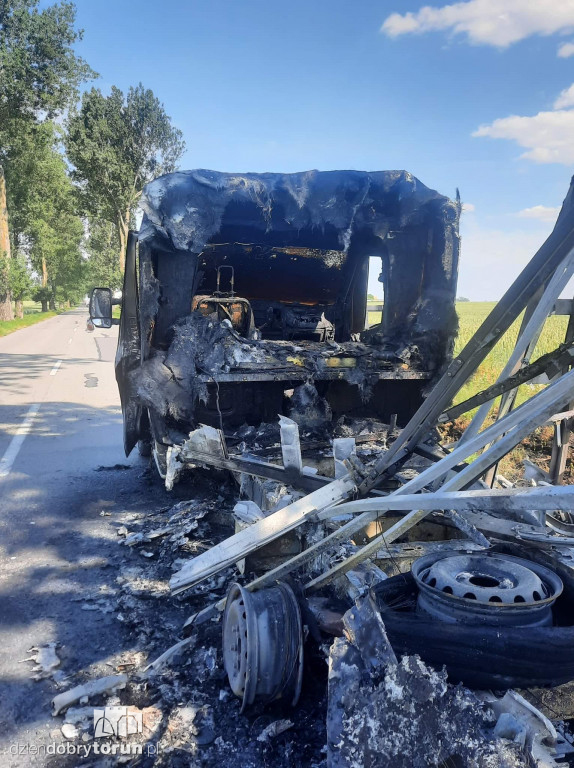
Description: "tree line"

(0, 0), (185, 320)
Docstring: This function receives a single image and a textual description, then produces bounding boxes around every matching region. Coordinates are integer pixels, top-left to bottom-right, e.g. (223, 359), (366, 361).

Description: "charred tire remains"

(413, 551), (563, 627)
(222, 582), (304, 711)
(373, 556), (574, 690)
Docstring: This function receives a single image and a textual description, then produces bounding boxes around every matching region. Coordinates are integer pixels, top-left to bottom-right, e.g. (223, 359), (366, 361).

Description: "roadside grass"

(0, 311), (58, 337)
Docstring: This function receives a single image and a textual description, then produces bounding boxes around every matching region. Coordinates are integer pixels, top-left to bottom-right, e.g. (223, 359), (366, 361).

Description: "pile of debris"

(46, 180), (574, 766)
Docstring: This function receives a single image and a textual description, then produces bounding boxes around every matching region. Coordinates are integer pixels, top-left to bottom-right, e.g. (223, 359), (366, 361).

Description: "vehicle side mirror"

(89, 287), (113, 329)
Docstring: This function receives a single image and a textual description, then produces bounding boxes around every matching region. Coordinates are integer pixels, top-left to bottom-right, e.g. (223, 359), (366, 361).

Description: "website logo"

(93, 706), (143, 739)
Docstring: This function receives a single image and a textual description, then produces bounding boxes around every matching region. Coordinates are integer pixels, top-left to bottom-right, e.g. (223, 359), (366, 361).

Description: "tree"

(30, 175), (85, 309)
(85, 218), (123, 292)
(49, 219), (86, 307)
(66, 84), (185, 271)
(4, 122), (60, 245)
(9, 253), (33, 317)
(30, 206), (85, 309)
(32, 285), (52, 313)
(0, 167), (11, 318)
(0, 0), (95, 320)
(9, 121), (87, 309)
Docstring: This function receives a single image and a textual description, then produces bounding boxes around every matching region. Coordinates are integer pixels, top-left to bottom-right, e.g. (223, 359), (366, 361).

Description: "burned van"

(90, 169), (460, 470)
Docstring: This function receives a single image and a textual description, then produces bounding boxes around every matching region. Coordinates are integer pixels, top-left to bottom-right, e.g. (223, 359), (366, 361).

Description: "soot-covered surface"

(138, 169), (458, 257)
(130, 169), (460, 434)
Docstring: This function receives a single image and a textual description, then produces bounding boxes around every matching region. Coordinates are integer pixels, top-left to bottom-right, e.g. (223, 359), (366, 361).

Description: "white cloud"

(554, 83), (574, 108)
(558, 41), (574, 57)
(473, 109), (574, 164)
(381, 0), (574, 48)
(462, 202), (475, 212)
(516, 205), (561, 223)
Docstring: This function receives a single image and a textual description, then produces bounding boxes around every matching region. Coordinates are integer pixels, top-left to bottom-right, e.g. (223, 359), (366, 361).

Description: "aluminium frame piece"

(465, 251), (574, 485)
(304, 365), (574, 592)
(460, 251), (574, 447)
(169, 474), (357, 594)
(549, 300), (574, 484)
(484, 291), (574, 486)
(180, 484), (574, 631)
(438, 341), (574, 424)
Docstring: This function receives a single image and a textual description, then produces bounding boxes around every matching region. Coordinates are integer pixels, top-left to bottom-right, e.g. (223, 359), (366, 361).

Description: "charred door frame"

(115, 230), (143, 454)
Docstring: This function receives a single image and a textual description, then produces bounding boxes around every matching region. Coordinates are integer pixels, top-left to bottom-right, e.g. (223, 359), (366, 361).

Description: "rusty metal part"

(222, 582), (303, 711)
(192, 294), (254, 336)
(413, 551), (563, 627)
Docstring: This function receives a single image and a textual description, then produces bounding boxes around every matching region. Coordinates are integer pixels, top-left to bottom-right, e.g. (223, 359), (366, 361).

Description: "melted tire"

(372, 571), (574, 690)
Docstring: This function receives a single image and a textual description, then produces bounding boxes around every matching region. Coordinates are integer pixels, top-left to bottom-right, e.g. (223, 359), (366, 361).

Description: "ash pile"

(46, 177), (574, 767)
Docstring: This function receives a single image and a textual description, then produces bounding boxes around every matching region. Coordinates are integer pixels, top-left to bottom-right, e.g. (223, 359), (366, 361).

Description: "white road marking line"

(49, 359), (62, 376)
(0, 403), (41, 478)
(68, 338), (72, 344)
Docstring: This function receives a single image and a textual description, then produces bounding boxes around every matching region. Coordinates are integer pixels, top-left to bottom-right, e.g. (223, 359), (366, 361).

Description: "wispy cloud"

(473, 83), (574, 165)
(558, 41), (574, 57)
(462, 202), (475, 212)
(381, 0), (574, 48)
(516, 205), (561, 223)
(554, 84), (574, 109)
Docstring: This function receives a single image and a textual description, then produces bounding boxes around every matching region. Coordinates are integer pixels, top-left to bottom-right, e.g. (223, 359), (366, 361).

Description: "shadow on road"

(0, 354), (97, 388)
(0, 400), (194, 745)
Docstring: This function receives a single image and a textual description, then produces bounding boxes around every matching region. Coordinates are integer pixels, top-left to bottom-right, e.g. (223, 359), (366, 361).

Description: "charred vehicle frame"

(83, 171), (574, 767)
(91, 169), (460, 476)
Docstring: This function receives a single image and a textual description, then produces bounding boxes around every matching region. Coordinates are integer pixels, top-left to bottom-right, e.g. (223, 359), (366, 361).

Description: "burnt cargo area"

(119, 169), (460, 452)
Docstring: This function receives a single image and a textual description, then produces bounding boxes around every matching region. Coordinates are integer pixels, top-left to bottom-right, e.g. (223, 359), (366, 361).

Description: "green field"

(367, 300), (569, 477)
(367, 300), (568, 412)
(453, 302), (568, 412)
(21, 300), (46, 315)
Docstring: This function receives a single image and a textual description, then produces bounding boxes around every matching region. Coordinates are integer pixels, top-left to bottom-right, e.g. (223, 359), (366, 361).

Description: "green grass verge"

(0, 311), (58, 337)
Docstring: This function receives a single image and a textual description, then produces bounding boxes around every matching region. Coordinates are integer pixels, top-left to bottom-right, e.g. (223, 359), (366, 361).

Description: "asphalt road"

(0, 309), (169, 765)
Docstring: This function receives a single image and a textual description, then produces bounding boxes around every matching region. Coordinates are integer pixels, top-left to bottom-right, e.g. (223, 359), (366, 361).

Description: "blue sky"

(73, 0), (574, 300)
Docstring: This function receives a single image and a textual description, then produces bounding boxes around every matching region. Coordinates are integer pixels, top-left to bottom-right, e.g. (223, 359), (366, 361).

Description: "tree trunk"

(41, 258), (54, 311)
(117, 212), (129, 274)
(0, 166), (14, 321)
(15, 299), (23, 319)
